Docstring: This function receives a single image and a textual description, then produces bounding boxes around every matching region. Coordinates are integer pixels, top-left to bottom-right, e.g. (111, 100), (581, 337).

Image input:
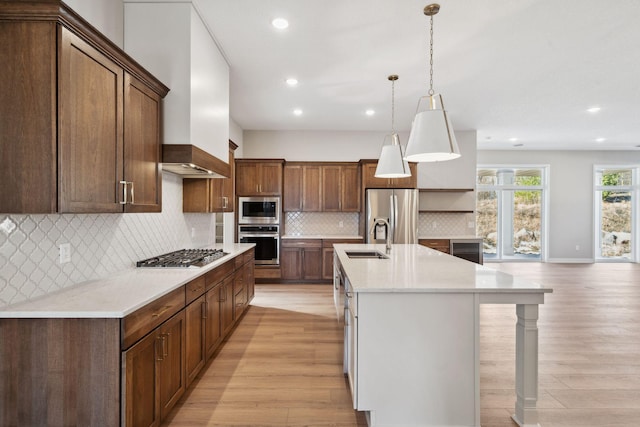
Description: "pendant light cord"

(428, 14), (435, 96)
(391, 78), (396, 133)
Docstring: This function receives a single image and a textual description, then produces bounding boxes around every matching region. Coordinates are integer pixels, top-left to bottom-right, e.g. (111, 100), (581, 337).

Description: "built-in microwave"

(238, 196), (280, 224)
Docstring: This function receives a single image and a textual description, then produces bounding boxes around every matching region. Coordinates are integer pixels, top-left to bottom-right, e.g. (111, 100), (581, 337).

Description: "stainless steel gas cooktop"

(136, 249), (228, 268)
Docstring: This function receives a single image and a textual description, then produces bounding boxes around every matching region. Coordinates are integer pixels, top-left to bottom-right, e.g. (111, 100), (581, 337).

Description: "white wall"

(65, 0), (124, 47)
(243, 129), (475, 166)
(478, 150), (640, 262)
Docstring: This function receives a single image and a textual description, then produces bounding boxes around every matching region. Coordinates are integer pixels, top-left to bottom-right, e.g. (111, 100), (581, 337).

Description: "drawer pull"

(151, 305), (171, 318)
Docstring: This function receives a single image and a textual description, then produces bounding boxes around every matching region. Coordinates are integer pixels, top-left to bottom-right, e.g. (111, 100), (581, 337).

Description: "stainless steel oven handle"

(238, 234), (279, 238)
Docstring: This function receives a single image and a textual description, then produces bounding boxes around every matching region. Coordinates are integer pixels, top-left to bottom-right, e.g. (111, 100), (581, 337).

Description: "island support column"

(512, 304), (541, 427)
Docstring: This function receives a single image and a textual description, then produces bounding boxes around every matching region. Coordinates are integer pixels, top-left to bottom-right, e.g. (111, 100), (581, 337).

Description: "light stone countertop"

(0, 244), (255, 319)
(334, 243), (551, 294)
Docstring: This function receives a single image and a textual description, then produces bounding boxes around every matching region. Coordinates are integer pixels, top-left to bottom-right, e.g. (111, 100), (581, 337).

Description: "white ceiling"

(194, 0), (640, 151)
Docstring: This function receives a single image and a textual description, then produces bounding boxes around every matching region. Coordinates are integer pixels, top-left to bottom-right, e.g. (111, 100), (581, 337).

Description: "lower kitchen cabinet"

(322, 238), (364, 280)
(281, 239), (323, 281)
(419, 238), (450, 254)
(0, 248), (255, 427)
(123, 310), (186, 427)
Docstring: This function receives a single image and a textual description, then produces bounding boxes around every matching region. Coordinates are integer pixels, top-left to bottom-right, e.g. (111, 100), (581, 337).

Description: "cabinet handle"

(119, 181), (128, 204)
(162, 334), (168, 359)
(156, 336), (164, 361)
(129, 181), (135, 204)
(151, 305), (171, 318)
(202, 300), (207, 319)
(223, 197), (228, 209)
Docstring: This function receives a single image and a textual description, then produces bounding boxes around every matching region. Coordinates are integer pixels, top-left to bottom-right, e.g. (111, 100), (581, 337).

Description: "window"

(594, 166), (638, 262)
(477, 166), (548, 261)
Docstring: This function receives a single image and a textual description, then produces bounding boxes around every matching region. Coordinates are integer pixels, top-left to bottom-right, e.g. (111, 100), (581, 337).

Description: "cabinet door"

(124, 73), (162, 212)
(59, 27), (124, 213)
(220, 277), (235, 336)
(260, 162), (283, 195)
(322, 166), (341, 211)
(220, 146), (235, 212)
(185, 296), (206, 387)
(124, 330), (161, 427)
(245, 260), (255, 302)
(302, 247), (323, 280)
(233, 268), (247, 319)
(303, 165), (322, 211)
(0, 21), (57, 213)
(280, 247), (302, 280)
(235, 162), (259, 195)
(341, 164), (361, 212)
(322, 247), (335, 280)
(283, 165), (303, 211)
(183, 179), (212, 212)
(158, 311), (186, 420)
(362, 162), (390, 189)
(205, 284), (223, 358)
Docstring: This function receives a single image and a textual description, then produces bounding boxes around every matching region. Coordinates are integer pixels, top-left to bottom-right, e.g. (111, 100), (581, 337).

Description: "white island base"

(335, 244), (549, 427)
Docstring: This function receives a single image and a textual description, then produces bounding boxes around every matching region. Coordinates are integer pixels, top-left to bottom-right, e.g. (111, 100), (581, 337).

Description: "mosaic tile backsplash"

(283, 211), (474, 237)
(0, 173), (217, 307)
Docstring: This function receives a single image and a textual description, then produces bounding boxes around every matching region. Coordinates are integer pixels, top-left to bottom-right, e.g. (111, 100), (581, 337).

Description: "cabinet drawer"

(281, 239), (322, 248)
(205, 259), (235, 290)
(419, 239), (450, 253)
(322, 238), (364, 248)
(185, 275), (206, 305)
(234, 254), (244, 270)
(121, 287), (185, 350)
(243, 248), (255, 264)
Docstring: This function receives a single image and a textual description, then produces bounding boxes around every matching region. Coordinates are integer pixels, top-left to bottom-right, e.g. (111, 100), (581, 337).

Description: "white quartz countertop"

(334, 243), (552, 294)
(418, 235), (482, 240)
(0, 244), (255, 319)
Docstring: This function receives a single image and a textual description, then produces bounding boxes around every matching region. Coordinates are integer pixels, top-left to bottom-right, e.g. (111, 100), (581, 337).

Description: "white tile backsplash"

(284, 212), (359, 236)
(418, 212), (477, 237)
(0, 173), (217, 307)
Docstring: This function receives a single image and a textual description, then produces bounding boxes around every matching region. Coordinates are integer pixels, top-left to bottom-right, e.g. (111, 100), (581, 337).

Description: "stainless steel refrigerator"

(366, 189), (419, 244)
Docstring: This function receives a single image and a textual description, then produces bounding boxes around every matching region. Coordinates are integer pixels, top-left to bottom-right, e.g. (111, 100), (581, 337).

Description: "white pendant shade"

(375, 134), (411, 178)
(405, 95), (460, 162)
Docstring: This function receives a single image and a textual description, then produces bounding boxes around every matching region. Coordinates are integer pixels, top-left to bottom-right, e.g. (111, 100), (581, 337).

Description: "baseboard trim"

(547, 258), (594, 263)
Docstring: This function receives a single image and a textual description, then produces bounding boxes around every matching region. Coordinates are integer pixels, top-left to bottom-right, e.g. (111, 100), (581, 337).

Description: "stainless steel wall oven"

(238, 224), (280, 265)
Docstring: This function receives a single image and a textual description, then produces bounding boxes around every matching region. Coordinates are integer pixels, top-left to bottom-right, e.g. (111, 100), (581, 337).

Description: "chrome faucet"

(370, 218), (392, 254)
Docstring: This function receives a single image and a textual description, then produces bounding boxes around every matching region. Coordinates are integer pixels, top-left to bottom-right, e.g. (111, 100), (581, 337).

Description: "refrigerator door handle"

(391, 194), (397, 242)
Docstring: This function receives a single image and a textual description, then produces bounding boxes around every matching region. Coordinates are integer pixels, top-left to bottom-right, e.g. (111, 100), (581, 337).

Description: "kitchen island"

(334, 243), (551, 427)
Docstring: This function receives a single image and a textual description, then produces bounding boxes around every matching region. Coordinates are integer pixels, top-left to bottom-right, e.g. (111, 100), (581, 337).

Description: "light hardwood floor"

(164, 263), (640, 427)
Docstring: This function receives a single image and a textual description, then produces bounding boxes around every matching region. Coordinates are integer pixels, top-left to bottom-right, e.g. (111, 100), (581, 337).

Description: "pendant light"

(375, 75), (411, 178)
(404, 3), (460, 162)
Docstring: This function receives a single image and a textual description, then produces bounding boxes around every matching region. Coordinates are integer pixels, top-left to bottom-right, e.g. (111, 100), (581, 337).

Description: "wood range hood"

(162, 144), (230, 178)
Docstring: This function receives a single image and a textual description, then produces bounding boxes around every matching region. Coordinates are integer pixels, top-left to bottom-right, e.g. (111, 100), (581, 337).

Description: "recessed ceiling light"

(587, 106), (601, 113)
(485, 136), (492, 140)
(285, 78), (298, 86)
(595, 137), (606, 143)
(513, 143), (524, 147)
(509, 137), (518, 142)
(293, 109), (303, 116)
(365, 109), (375, 116)
(271, 18), (289, 29)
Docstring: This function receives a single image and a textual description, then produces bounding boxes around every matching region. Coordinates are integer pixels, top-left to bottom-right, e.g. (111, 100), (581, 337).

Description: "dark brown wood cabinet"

(281, 239), (323, 281)
(183, 141), (237, 213)
(0, 3), (168, 214)
(361, 160), (417, 189)
(124, 310), (185, 427)
(321, 238), (365, 280)
(0, 248), (255, 427)
(419, 238), (451, 254)
(235, 159), (284, 196)
(283, 162), (360, 212)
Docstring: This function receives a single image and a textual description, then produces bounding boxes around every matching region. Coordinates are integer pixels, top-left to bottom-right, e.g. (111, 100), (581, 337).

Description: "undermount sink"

(345, 250), (389, 259)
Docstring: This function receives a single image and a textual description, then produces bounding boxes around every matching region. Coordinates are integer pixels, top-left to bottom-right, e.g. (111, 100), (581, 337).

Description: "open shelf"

(418, 188), (474, 192)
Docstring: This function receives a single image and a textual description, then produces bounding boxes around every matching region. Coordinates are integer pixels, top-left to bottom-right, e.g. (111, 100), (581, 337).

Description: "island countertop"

(0, 243), (255, 319)
(334, 243), (552, 295)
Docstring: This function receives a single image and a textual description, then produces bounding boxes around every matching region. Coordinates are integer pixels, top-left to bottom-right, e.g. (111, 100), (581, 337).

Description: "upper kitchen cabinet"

(360, 160), (417, 189)
(0, 1), (168, 214)
(124, 2), (230, 166)
(183, 141), (237, 212)
(283, 162), (360, 212)
(236, 160), (284, 196)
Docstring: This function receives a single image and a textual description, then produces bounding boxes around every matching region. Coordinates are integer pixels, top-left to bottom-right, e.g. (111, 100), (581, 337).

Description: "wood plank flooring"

(164, 263), (640, 427)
